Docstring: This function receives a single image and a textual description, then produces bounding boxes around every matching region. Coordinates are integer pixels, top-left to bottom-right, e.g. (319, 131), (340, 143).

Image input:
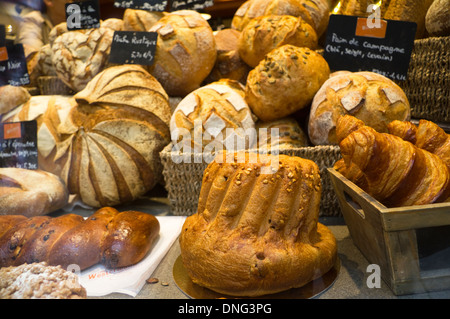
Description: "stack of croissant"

(334, 115), (450, 207)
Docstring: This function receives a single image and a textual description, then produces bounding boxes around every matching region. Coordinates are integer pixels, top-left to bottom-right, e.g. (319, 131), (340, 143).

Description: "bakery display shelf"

(329, 167), (450, 296)
(172, 255), (340, 299)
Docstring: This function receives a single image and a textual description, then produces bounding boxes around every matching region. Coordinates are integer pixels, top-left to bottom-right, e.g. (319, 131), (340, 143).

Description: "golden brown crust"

(339, 125), (450, 207)
(122, 9), (165, 31)
(246, 45), (330, 121)
(0, 207), (160, 270)
(238, 15), (318, 68)
(308, 71), (410, 145)
(0, 168), (69, 217)
(256, 117), (309, 149)
(180, 152), (337, 296)
(148, 10), (217, 97)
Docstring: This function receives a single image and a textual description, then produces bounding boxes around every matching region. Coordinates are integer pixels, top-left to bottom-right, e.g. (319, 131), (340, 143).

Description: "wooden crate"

(328, 168), (450, 296)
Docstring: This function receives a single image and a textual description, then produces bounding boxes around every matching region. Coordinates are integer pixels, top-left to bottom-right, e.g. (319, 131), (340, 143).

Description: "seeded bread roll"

(232, 0), (329, 37)
(239, 15), (318, 68)
(245, 45), (330, 121)
(148, 10), (217, 97)
(308, 71), (411, 145)
(256, 117), (309, 149)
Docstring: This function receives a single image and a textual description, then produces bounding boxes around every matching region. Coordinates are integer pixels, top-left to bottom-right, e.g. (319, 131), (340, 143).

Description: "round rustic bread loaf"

(51, 27), (114, 92)
(256, 117), (309, 149)
(180, 151), (337, 297)
(238, 15), (318, 68)
(0, 85), (31, 115)
(232, 0), (329, 37)
(425, 0), (450, 37)
(148, 10), (217, 97)
(308, 71), (411, 145)
(205, 28), (251, 85)
(0, 167), (69, 217)
(123, 8), (165, 31)
(170, 79), (257, 152)
(56, 65), (171, 207)
(245, 45), (330, 121)
(3, 95), (76, 176)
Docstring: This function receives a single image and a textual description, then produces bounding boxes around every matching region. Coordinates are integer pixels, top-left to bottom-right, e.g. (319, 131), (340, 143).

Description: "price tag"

(0, 121), (38, 170)
(114, 0), (167, 11)
(65, 0), (101, 30)
(170, 0), (213, 11)
(0, 44), (30, 86)
(323, 14), (417, 81)
(109, 31), (157, 65)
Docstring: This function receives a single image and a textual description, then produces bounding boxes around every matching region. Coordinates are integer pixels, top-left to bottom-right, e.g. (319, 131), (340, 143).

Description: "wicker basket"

(397, 36), (450, 123)
(37, 76), (74, 95)
(160, 143), (342, 217)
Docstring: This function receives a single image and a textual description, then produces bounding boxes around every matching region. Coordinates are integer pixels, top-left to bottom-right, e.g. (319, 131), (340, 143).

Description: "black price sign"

(0, 43), (30, 87)
(109, 31), (157, 65)
(323, 15), (417, 81)
(65, 0), (101, 30)
(0, 25), (5, 47)
(171, 0), (213, 10)
(0, 121), (38, 170)
(114, 0), (167, 11)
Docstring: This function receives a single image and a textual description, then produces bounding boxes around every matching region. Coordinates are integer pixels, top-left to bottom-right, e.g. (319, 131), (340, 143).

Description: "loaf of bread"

(232, 0), (329, 37)
(51, 27), (114, 92)
(0, 262), (86, 299)
(336, 117), (450, 207)
(308, 71), (410, 145)
(0, 206), (160, 270)
(180, 151), (337, 296)
(3, 95), (76, 176)
(425, 0), (450, 37)
(256, 117), (309, 149)
(0, 85), (31, 115)
(148, 10), (217, 97)
(170, 79), (257, 152)
(0, 168), (69, 217)
(56, 65), (171, 208)
(238, 15), (318, 68)
(245, 45), (330, 121)
(123, 8), (165, 31)
(205, 28), (251, 85)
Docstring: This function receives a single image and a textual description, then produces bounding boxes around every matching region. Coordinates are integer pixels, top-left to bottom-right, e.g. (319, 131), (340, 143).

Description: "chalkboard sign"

(114, 0), (167, 11)
(0, 43), (30, 86)
(109, 31), (157, 65)
(65, 0), (101, 30)
(323, 15), (417, 81)
(0, 121), (38, 170)
(0, 25), (5, 47)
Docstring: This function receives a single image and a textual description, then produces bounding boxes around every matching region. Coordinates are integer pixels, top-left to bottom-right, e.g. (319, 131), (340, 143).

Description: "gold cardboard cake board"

(173, 255), (340, 299)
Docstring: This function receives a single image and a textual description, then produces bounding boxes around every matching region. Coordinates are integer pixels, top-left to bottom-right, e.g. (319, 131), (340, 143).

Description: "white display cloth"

(77, 216), (186, 297)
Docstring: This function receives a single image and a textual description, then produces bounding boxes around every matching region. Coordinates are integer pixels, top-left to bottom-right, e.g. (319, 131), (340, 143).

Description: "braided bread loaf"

(0, 207), (160, 270)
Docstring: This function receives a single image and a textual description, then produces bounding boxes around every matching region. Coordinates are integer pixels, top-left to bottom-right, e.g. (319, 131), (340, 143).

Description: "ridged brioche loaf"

(148, 10), (217, 97)
(238, 15), (318, 68)
(180, 151), (337, 297)
(56, 65), (171, 207)
(0, 207), (160, 270)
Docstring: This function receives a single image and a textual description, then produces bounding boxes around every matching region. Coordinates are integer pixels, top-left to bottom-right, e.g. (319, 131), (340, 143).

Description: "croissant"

(0, 207), (160, 270)
(338, 124), (450, 207)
